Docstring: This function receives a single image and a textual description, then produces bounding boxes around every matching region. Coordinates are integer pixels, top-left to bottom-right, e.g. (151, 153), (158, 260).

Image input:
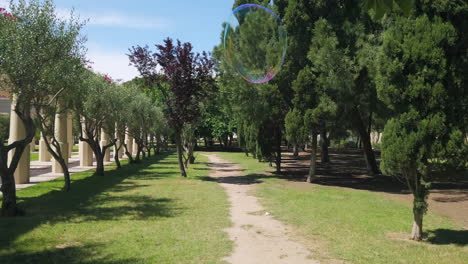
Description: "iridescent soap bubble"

(223, 4), (287, 84)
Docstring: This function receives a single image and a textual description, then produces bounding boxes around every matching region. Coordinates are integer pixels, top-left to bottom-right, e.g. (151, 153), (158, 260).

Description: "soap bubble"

(223, 4), (287, 84)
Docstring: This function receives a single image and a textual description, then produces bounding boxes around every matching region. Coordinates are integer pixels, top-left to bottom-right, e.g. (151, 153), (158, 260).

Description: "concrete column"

(132, 138), (138, 155)
(100, 128), (111, 162)
(52, 110), (68, 173)
(125, 133), (133, 156)
(67, 113), (73, 156)
(7, 98), (30, 184)
(114, 129), (124, 159)
(39, 132), (51, 162)
(30, 138), (36, 152)
(79, 120), (93, 167)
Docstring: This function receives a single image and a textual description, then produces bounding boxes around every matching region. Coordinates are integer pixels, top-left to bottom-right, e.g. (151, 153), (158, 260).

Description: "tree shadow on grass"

(426, 229), (468, 246)
(0, 151), (178, 253)
(0, 242), (141, 264)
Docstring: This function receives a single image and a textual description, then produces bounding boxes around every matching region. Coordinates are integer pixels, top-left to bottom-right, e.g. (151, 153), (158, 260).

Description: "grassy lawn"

(0, 152), (232, 264)
(30, 152), (38, 161)
(215, 152), (468, 264)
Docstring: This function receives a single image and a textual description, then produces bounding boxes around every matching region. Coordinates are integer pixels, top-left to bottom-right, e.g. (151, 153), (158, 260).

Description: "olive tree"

(74, 70), (122, 176)
(0, 0), (84, 215)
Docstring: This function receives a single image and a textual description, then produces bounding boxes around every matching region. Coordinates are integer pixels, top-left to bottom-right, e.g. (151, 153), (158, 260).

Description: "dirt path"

(205, 154), (319, 264)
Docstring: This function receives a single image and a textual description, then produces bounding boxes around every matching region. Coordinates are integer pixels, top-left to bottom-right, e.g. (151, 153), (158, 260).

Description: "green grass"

(0, 152), (232, 264)
(30, 152), (38, 161)
(215, 152), (468, 264)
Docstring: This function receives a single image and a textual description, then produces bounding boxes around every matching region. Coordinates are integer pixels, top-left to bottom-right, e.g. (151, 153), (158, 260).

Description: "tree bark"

(275, 126), (282, 173)
(95, 153), (105, 176)
(123, 143), (134, 163)
(352, 107), (379, 175)
(114, 143), (121, 169)
(293, 144), (299, 157)
(320, 125), (330, 163)
(56, 157), (71, 191)
(307, 132), (318, 183)
(411, 209), (424, 241)
(0, 170), (19, 216)
(175, 132), (187, 177)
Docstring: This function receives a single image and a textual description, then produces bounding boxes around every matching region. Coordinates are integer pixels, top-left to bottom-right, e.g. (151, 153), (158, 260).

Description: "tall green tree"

(376, 2), (468, 240)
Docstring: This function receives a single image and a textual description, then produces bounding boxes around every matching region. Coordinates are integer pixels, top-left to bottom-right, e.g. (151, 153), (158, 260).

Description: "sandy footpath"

(205, 154), (319, 264)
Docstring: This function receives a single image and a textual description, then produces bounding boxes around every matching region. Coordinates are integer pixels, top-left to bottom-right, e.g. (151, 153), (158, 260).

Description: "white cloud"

(57, 8), (169, 30)
(87, 44), (139, 83)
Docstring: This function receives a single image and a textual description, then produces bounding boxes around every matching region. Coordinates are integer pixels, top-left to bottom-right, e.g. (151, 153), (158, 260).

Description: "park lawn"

(30, 152), (38, 161)
(0, 152), (232, 264)
(215, 152), (468, 264)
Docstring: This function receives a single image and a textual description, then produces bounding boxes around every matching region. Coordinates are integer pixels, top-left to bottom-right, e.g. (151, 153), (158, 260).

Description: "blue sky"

(1, 0), (234, 81)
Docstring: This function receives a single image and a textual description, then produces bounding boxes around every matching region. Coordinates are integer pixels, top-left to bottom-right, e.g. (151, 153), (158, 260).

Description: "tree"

(285, 109), (305, 156)
(213, 0), (289, 172)
(0, 0), (84, 215)
(376, 11), (467, 240)
(74, 71), (121, 176)
(129, 38), (214, 177)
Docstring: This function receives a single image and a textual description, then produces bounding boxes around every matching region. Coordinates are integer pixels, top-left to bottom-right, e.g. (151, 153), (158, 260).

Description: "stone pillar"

(114, 129), (124, 160)
(8, 99), (30, 184)
(132, 138), (138, 155)
(100, 128), (111, 162)
(79, 120), (93, 167)
(30, 138), (36, 152)
(125, 133), (133, 156)
(67, 113), (73, 156)
(52, 110), (68, 173)
(39, 132), (51, 162)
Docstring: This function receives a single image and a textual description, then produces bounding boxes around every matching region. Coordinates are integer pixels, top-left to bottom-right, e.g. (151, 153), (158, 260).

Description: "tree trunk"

(175, 132), (187, 177)
(320, 126), (330, 163)
(57, 158), (71, 191)
(0, 171), (19, 217)
(63, 169), (71, 191)
(307, 132), (318, 183)
(275, 126), (282, 173)
(95, 153), (105, 176)
(114, 143), (121, 169)
(352, 107), (379, 175)
(293, 144), (299, 157)
(411, 209), (424, 241)
(123, 143), (134, 163)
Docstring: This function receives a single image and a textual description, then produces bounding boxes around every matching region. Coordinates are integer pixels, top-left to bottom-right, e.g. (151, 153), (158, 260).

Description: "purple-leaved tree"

(128, 38), (214, 177)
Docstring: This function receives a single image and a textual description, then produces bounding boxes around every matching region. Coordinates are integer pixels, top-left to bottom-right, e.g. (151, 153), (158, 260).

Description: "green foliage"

(364, 0), (414, 18)
(285, 109), (305, 145)
(377, 14), (459, 176)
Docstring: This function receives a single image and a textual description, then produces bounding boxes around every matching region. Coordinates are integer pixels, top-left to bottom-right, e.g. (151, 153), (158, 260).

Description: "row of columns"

(7, 103), (139, 184)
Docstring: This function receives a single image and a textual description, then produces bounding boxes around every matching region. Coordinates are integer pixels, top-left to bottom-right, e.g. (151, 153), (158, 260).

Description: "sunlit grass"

(0, 152), (232, 264)
(217, 152), (468, 264)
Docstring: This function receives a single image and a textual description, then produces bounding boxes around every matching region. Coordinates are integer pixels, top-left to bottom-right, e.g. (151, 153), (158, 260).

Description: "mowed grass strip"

(215, 152), (468, 264)
(0, 152), (232, 264)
